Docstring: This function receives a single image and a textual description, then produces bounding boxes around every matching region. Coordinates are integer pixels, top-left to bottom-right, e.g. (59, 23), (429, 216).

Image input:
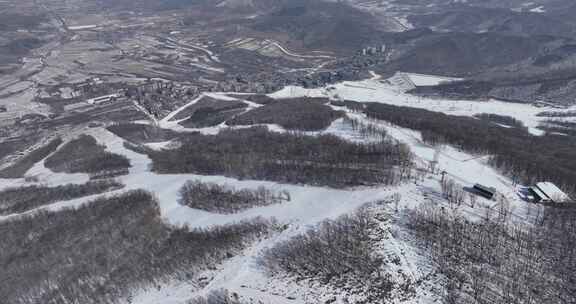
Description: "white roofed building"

(86, 93), (120, 105)
(530, 182), (571, 203)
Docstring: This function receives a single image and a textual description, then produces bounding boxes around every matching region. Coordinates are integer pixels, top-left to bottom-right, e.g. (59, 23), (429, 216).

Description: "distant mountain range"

(5, 0), (576, 104)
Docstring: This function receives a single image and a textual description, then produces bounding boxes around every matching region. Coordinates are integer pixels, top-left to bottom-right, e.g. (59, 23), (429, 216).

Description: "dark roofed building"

(473, 183), (496, 199)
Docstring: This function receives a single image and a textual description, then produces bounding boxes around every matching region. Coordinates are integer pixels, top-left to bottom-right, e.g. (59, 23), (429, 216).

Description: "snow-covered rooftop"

(402, 72), (462, 87)
(536, 182), (571, 203)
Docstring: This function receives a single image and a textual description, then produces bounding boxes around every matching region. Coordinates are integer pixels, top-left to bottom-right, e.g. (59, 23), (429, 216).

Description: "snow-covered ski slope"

(0, 72), (563, 303)
(270, 73), (576, 136)
(0, 125), (432, 303)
